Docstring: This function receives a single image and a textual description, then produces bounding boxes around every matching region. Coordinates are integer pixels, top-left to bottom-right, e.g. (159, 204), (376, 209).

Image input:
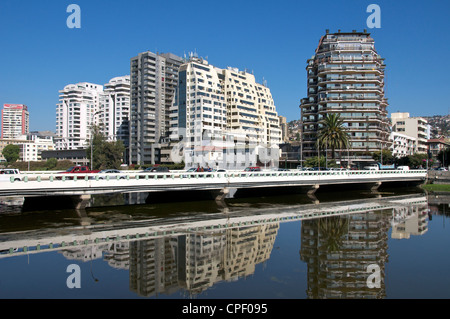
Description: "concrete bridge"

(0, 169), (427, 202)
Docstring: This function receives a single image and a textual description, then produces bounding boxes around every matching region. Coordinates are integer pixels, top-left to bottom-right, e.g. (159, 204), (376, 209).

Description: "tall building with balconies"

(223, 67), (281, 146)
(391, 112), (428, 154)
(56, 82), (103, 150)
(1, 104), (29, 139)
(100, 75), (131, 161)
(171, 57), (282, 169)
(300, 30), (390, 164)
(129, 51), (184, 165)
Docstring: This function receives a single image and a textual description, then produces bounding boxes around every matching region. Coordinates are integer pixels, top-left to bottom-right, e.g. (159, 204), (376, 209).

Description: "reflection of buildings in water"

(129, 237), (179, 297)
(103, 242), (130, 270)
(128, 224), (279, 297)
(390, 205), (428, 239)
(60, 242), (131, 270)
(224, 224), (279, 281)
(60, 244), (106, 262)
(55, 223), (279, 298)
(300, 211), (390, 299)
(182, 224), (279, 295)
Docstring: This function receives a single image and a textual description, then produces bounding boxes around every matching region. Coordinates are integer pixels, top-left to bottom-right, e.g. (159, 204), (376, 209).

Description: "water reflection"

(0, 191), (435, 299)
(301, 212), (390, 298)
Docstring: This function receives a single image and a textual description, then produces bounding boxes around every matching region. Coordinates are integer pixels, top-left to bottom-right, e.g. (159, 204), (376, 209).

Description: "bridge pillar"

(307, 184), (320, 204)
(307, 184), (320, 196)
(215, 187), (229, 202)
(369, 182), (382, 192)
(73, 195), (91, 226)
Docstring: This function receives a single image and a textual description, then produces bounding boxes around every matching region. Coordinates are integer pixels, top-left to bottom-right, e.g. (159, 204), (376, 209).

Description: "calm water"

(0, 188), (449, 300)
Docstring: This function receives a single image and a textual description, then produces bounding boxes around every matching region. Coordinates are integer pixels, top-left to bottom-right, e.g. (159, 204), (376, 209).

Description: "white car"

(96, 169), (127, 180)
(397, 166), (410, 171)
(363, 165), (379, 171)
(0, 168), (22, 181)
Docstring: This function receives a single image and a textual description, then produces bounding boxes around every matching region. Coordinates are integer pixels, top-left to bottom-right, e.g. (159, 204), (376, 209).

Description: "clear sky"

(0, 0), (449, 131)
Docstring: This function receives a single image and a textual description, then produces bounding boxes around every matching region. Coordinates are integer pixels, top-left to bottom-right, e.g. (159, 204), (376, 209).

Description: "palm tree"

(316, 113), (349, 160)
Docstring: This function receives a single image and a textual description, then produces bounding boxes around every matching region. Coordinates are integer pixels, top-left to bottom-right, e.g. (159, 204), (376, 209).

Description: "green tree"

(372, 149), (394, 164)
(397, 153), (428, 168)
(86, 125), (125, 170)
(45, 158), (58, 170)
(304, 155), (338, 168)
(316, 114), (349, 159)
(2, 144), (20, 164)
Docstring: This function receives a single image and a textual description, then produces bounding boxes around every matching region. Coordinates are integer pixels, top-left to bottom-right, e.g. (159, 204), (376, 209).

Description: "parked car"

(0, 168), (22, 182)
(244, 167), (261, 172)
(60, 166), (101, 174)
(141, 166), (170, 173)
(97, 169), (127, 179)
(397, 166), (410, 171)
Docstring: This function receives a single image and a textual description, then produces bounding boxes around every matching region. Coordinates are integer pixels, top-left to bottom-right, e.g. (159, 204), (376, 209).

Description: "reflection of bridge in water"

(0, 194), (429, 298)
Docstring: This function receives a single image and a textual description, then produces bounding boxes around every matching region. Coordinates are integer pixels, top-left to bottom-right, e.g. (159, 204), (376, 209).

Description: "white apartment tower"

(129, 51), (184, 165)
(1, 104), (29, 139)
(56, 82), (103, 150)
(99, 76), (131, 159)
(171, 57), (281, 168)
(224, 67), (281, 146)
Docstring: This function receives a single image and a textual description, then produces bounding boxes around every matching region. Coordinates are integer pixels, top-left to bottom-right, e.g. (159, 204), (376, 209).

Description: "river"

(0, 187), (448, 301)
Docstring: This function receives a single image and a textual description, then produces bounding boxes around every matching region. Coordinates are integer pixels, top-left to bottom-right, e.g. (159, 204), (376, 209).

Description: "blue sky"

(0, 0), (449, 131)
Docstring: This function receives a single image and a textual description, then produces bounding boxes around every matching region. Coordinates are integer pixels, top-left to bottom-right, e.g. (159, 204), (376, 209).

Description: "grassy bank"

(422, 184), (450, 192)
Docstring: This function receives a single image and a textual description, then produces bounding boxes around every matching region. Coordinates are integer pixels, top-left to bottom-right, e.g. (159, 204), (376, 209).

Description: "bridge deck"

(0, 169), (427, 197)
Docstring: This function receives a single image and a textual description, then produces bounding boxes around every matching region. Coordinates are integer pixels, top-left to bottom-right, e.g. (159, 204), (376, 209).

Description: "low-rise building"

(426, 138), (450, 161)
(389, 132), (417, 158)
(391, 112), (429, 153)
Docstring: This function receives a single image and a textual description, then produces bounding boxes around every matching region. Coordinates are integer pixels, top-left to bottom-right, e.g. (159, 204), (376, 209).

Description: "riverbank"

(422, 184), (450, 192)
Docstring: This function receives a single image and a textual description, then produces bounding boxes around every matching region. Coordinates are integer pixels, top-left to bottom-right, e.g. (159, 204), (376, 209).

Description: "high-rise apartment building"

(56, 82), (103, 150)
(99, 76), (131, 159)
(224, 67), (281, 146)
(171, 57), (281, 168)
(391, 112), (428, 153)
(1, 104), (29, 139)
(129, 51), (184, 165)
(300, 30), (390, 164)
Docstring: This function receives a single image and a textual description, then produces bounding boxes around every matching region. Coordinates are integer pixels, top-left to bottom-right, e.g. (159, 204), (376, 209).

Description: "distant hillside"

(422, 115), (450, 138)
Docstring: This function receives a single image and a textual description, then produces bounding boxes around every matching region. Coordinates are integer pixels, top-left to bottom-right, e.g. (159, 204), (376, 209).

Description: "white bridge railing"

(0, 169), (427, 196)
